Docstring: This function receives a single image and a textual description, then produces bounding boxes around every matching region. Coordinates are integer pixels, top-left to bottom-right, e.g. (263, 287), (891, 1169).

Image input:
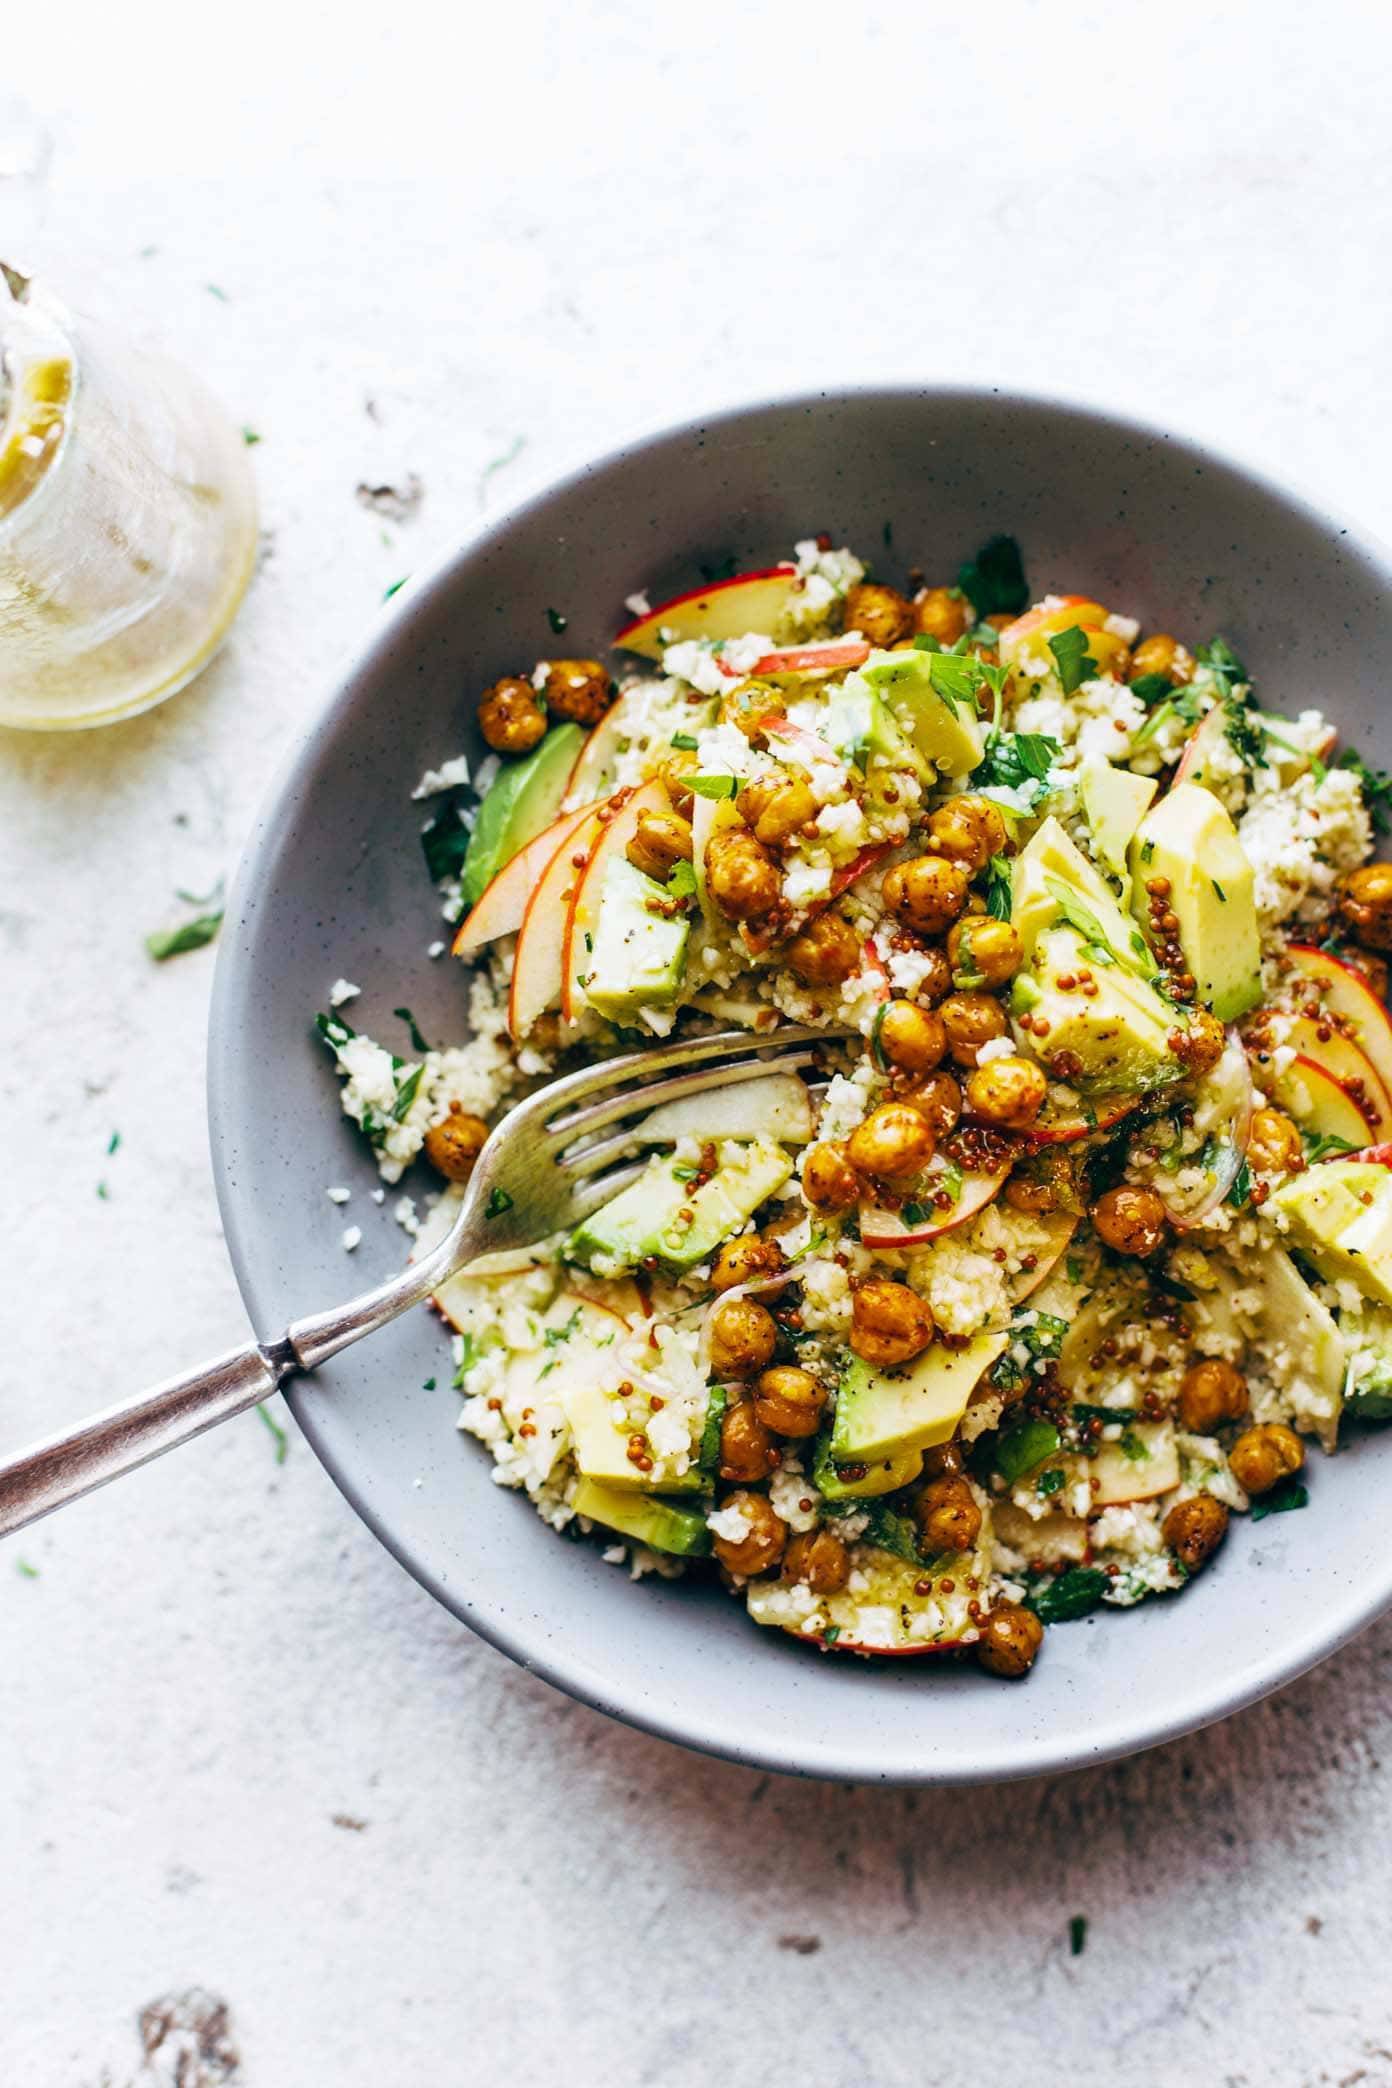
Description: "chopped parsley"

(421, 805), (471, 884)
(1047, 624), (1097, 695)
(15, 1558), (39, 1580)
(994, 1415), (1063, 1482)
(145, 888), (226, 961)
(1071, 1401), (1139, 1426)
(957, 534), (1028, 619)
(1211, 879), (1227, 902)
(1028, 1566), (1109, 1624)
(383, 576), (408, 601)
(1128, 672), (1174, 708)
(107, 1130), (121, 1156)
(1226, 1159), (1253, 1210)
(901, 1200), (930, 1226)
(1036, 1467), (1066, 1498)
(1119, 1429), (1149, 1464)
(1043, 876), (1119, 968)
(1250, 1475), (1309, 1522)
(927, 650), (985, 714)
(256, 1403), (288, 1464)
(1223, 699), (1268, 771)
(485, 1186), (514, 1219)
(670, 731), (700, 751)
(1069, 1915), (1088, 1957)
(1336, 750), (1392, 835)
(453, 1333), (480, 1386)
(1195, 634), (1248, 693)
(974, 729), (1061, 801)
(96, 1181), (110, 1201)
(666, 859), (698, 901)
(546, 606), (569, 635)
(984, 854), (1013, 921)
(821, 1624), (842, 1648)
(390, 1064), (424, 1121)
(1302, 1129), (1358, 1164)
(394, 1006), (432, 1054)
(672, 1162), (702, 1183)
(938, 1158), (965, 1205)
(423, 1378), (437, 1391)
(242, 426), (261, 447)
(688, 774), (739, 800)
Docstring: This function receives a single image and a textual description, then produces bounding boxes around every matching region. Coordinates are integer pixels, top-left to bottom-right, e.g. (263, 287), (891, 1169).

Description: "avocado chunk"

(1010, 815), (1158, 977)
(1340, 1305), (1392, 1420)
(860, 648), (984, 776)
(811, 1433), (924, 1500)
(459, 723), (583, 907)
(582, 855), (690, 1020)
(563, 1372), (707, 1491)
(1079, 756), (1157, 888)
(567, 1136), (794, 1276)
(572, 1476), (712, 1556)
(821, 671), (926, 776)
(1013, 926), (1184, 1094)
(1271, 1161), (1392, 1309)
(1129, 782), (1261, 1022)
(830, 1332), (1007, 1463)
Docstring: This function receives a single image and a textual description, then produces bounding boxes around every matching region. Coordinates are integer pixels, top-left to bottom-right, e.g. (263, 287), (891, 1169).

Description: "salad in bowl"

(317, 531), (1392, 1678)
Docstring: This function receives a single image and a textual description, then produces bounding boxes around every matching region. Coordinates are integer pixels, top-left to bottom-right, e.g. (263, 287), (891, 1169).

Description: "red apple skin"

(615, 565), (799, 658)
(559, 783), (657, 1024)
(1285, 944), (1392, 1100)
(1024, 1093), (1140, 1148)
(1272, 1014), (1392, 1131)
(858, 1168), (1009, 1249)
(742, 640), (871, 676)
(452, 800), (598, 958)
(1323, 1143), (1392, 1167)
(508, 802), (609, 1040)
(1268, 1051), (1378, 1145)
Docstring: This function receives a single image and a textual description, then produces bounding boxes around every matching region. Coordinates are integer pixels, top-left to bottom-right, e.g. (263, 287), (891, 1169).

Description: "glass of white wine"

(0, 266), (258, 730)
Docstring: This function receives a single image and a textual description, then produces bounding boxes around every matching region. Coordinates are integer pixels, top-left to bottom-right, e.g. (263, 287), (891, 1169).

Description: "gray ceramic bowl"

(210, 386), (1392, 1783)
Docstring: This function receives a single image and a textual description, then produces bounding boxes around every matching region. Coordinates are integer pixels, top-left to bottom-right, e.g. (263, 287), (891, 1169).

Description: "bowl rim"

(209, 380), (1392, 1783)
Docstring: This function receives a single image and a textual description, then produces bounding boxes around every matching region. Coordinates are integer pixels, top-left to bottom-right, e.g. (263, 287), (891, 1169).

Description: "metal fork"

(0, 1029), (827, 1538)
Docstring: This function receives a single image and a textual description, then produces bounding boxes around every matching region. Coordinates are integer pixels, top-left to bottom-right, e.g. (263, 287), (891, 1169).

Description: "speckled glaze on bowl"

(209, 387), (1392, 1784)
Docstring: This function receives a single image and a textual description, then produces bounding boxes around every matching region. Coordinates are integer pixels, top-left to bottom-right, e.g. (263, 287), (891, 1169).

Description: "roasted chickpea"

(1342, 946), (1391, 1000)
(844, 581), (915, 648)
(915, 1475), (982, 1555)
(947, 917), (1023, 990)
(927, 795), (1009, 872)
(1228, 1421), (1304, 1496)
(718, 1401), (778, 1483)
(783, 1527), (851, 1595)
(1091, 1184), (1167, 1257)
(626, 807), (694, 881)
(1172, 1008), (1226, 1077)
(851, 1280), (934, 1368)
(847, 1102), (936, 1183)
(1247, 1106), (1304, 1176)
(1128, 633), (1194, 687)
(709, 1297), (778, 1379)
(720, 676), (784, 739)
(976, 1602), (1044, 1679)
(706, 829), (781, 922)
(477, 675), (548, 755)
(1339, 863), (1392, 952)
(657, 754), (697, 816)
(882, 854), (971, 935)
(913, 585), (970, 646)
(801, 1141), (862, 1213)
(877, 1000), (947, 1073)
(785, 912), (862, 987)
(711, 1232), (786, 1293)
(422, 1104), (489, 1181)
(1004, 1149), (1079, 1215)
(921, 1440), (965, 1479)
(939, 990), (1008, 1065)
(541, 658), (613, 726)
(1162, 1494), (1229, 1573)
(711, 1491), (788, 1577)
(965, 1055), (1048, 1130)
(1177, 1358), (1249, 1433)
(900, 1068), (962, 1138)
(754, 1366), (827, 1439)
(737, 776), (818, 848)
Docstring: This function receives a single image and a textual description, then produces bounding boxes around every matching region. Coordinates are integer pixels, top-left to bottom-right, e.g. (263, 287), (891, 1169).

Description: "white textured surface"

(4, 4), (1392, 2082)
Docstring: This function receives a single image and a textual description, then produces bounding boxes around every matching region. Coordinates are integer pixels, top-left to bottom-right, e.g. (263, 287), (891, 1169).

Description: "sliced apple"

(1171, 703), (1228, 791)
(859, 1167), (1009, 1250)
(560, 782), (658, 1024)
(743, 639), (872, 677)
(1266, 1051), (1377, 1147)
(616, 566), (799, 659)
(1090, 1422), (1180, 1507)
(1156, 1031), (1254, 1229)
(1264, 1015), (1392, 1133)
(565, 708), (632, 806)
(452, 800), (599, 958)
(1285, 945), (1392, 1103)
(1024, 1090), (1140, 1147)
(1325, 1142), (1392, 1167)
(1008, 1211), (1079, 1302)
(508, 800), (610, 1040)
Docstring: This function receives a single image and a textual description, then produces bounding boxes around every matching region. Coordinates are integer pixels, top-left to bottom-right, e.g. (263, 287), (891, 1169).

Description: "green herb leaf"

(15, 1558), (39, 1580)
(1042, 875), (1118, 968)
(391, 1065), (424, 1121)
(145, 902), (225, 962)
(453, 1333), (480, 1387)
(901, 1200), (929, 1226)
(1250, 1476), (1309, 1522)
(1195, 634), (1248, 691)
(821, 1623), (842, 1647)
(1036, 1467), (1066, 1498)
(1047, 625), (1098, 695)
(927, 651), (985, 715)
(1128, 673), (1173, 708)
(1119, 1429), (1149, 1464)
(1071, 1402), (1140, 1425)
(242, 426), (261, 446)
(983, 854), (1013, 922)
(96, 1180), (110, 1200)
(974, 730), (1062, 798)
(1336, 750), (1392, 835)
(1226, 1159), (1253, 1210)
(996, 1417), (1063, 1484)
(938, 1159), (965, 1205)
(671, 731), (700, 751)
(1302, 1129), (1358, 1164)
(688, 774), (739, 800)
(256, 1403), (288, 1465)
(107, 1130), (121, 1156)
(486, 1187), (514, 1219)
(421, 805), (471, 884)
(1069, 1915), (1088, 1957)
(546, 606), (568, 635)
(957, 535), (1028, 619)
(1223, 699), (1267, 771)
(1029, 1566), (1109, 1624)
(666, 859), (698, 901)
(423, 1378), (437, 1391)
(383, 576), (408, 601)
(394, 1006), (432, 1054)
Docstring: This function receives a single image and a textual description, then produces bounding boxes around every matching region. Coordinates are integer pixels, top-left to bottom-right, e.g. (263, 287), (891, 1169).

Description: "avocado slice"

(582, 855), (691, 1020)
(563, 1373), (707, 1491)
(811, 1432), (925, 1500)
(568, 1137), (794, 1276)
(1079, 756), (1157, 889)
(1128, 782), (1261, 1022)
(830, 1332), (1007, 1463)
(1271, 1161), (1392, 1310)
(821, 672), (925, 775)
(860, 648), (983, 776)
(1013, 926), (1184, 1095)
(1340, 1304), (1392, 1420)
(572, 1476), (712, 1556)
(1010, 815), (1157, 977)
(459, 722), (583, 907)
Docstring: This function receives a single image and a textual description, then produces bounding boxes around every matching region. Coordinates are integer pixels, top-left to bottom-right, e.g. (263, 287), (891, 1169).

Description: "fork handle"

(0, 1341), (289, 1539)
